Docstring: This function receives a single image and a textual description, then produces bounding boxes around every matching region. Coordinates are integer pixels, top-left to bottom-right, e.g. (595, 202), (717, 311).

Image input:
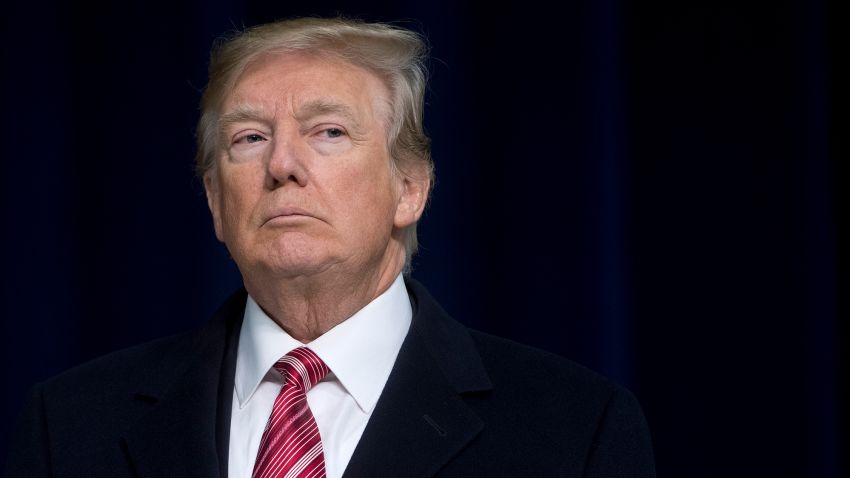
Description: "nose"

(265, 132), (308, 189)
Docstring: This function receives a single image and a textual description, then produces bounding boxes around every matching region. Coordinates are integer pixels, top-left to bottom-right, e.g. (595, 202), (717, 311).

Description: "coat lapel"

(117, 279), (486, 478)
(121, 290), (245, 478)
(342, 279), (492, 478)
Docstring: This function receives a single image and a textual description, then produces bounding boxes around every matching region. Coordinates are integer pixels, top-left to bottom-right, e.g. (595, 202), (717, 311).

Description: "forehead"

(223, 51), (392, 123)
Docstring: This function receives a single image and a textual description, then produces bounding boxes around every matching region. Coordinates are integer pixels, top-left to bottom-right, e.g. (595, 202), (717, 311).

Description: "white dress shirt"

(228, 274), (413, 478)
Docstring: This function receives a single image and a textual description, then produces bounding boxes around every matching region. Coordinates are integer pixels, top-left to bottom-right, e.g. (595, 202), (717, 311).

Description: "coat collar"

(121, 289), (245, 478)
(342, 277), (492, 477)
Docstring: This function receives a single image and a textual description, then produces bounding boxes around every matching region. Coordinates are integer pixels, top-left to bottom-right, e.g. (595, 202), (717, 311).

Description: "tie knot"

(273, 347), (329, 392)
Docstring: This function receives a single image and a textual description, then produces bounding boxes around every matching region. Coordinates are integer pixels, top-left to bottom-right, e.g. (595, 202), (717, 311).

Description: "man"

(5, 17), (655, 477)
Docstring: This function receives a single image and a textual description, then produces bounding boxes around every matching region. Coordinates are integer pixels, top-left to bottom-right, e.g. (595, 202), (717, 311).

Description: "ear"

(393, 163), (431, 229)
(203, 172), (225, 242)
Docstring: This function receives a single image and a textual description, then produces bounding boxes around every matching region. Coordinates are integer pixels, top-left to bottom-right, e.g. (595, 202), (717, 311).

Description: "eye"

(243, 133), (266, 144)
(231, 132), (268, 146)
(323, 128), (345, 139)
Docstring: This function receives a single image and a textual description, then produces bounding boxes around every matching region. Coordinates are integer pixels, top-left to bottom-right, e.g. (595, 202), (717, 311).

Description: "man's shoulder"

(37, 288), (246, 401)
(443, 328), (654, 476)
(469, 328), (609, 380)
(466, 328), (630, 406)
(406, 277), (634, 408)
(5, 291), (247, 478)
(10, 332), (198, 466)
(38, 332), (189, 396)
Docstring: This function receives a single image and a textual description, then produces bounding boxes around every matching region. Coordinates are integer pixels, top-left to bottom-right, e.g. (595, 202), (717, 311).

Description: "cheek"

(219, 176), (258, 233)
(345, 159), (394, 199)
(351, 175), (398, 229)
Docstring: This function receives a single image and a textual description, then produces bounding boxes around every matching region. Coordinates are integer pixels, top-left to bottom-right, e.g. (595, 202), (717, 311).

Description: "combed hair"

(195, 17), (434, 269)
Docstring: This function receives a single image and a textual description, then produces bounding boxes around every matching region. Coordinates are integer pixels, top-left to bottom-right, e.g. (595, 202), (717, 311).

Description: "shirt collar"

(234, 274), (412, 413)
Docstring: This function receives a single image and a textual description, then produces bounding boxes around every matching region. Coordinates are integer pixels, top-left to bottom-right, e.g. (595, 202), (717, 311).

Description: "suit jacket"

(4, 278), (656, 477)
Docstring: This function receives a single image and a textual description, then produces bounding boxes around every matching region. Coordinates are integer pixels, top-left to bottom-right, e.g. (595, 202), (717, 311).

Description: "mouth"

(262, 207), (317, 225)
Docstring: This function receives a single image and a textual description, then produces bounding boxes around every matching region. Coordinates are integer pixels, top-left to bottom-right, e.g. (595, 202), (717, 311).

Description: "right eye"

(236, 133), (266, 144)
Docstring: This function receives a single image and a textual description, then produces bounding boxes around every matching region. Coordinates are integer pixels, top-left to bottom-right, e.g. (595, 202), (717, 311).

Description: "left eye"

(244, 134), (266, 143)
(324, 128), (345, 138)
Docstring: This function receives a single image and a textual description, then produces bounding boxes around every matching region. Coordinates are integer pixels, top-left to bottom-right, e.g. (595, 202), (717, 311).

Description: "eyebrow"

(294, 99), (363, 132)
(218, 104), (273, 134)
(217, 99), (366, 139)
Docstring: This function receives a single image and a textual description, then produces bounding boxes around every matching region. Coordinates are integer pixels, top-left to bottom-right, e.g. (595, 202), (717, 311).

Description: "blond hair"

(196, 17), (434, 268)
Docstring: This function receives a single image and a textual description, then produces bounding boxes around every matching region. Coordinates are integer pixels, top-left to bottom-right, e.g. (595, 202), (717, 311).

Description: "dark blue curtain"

(1, 1), (843, 476)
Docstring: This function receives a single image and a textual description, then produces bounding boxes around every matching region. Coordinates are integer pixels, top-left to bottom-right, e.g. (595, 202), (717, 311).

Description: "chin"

(263, 258), (337, 278)
(256, 237), (338, 278)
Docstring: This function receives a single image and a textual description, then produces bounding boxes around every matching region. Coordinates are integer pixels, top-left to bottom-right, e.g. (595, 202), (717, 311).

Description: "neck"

(243, 249), (405, 343)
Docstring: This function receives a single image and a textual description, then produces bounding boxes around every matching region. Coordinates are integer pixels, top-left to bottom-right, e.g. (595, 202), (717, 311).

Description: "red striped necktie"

(252, 347), (330, 478)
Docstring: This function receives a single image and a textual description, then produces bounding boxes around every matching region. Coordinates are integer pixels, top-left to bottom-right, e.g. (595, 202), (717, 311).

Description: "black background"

(1, 0), (845, 476)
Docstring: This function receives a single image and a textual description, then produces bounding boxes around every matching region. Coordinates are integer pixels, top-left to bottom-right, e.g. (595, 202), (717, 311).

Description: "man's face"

(204, 52), (424, 281)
